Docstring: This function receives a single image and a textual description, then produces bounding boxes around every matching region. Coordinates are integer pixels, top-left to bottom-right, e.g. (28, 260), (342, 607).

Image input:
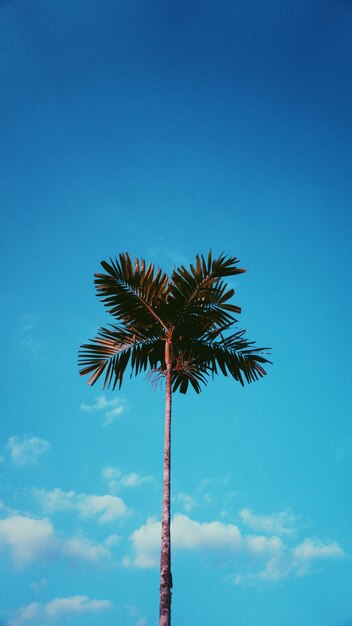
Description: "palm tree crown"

(78, 250), (270, 391)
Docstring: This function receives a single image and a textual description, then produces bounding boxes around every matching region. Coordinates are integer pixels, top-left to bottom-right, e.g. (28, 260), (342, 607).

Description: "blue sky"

(1, 1), (352, 625)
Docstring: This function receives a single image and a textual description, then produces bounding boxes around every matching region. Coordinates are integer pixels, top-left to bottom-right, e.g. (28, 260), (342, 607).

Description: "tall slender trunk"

(159, 342), (172, 626)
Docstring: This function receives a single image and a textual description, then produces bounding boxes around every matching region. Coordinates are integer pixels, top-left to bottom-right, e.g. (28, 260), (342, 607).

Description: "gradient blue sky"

(1, 2), (352, 625)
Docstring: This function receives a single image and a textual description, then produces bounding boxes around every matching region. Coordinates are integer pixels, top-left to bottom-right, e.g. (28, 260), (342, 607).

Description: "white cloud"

(123, 513), (345, 584)
(0, 516), (55, 567)
(291, 538), (345, 575)
(102, 466), (121, 492)
(7, 436), (51, 466)
(11, 601), (41, 624)
(33, 488), (129, 523)
(46, 595), (112, 617)
(78, 494), (128, 523)
(172, 514), (243, 551)
(63, 537), (110, 561)
(80, 395), (127, 425)
(239, 508), (297, 537)
(123, 517), (160, 568)
(102, 466), (152, 492)
(233, 550), (291, 585)
(240, 532), (345, 583)
(10, 595), (112, 625)
(104, 533), (120, 547)
(120, 473), (151, 488)
(0, 515), (113, 568)
(292, 538), (344, 560)
(33, 488), (75, 513)
(124, 514), (245, 568)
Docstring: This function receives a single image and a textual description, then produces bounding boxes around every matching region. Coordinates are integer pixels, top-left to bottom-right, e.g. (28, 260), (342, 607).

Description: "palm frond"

(173, 331), (270, 391)
(78, 325), (165, 389)
(173, 281), (240, 339)
(94, 253), (169, 334)
(168, 252), (244, 333)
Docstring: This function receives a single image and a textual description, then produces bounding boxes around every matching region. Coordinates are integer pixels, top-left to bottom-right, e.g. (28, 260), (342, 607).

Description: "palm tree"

(78, 251), (270, 626)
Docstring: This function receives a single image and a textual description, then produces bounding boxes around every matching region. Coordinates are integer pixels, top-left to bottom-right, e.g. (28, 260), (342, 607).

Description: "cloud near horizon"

(9, 595), (112, 626)
(123, 513), (345, 583)
(33, 488), (129, 523)
(0, 515), (114, 568)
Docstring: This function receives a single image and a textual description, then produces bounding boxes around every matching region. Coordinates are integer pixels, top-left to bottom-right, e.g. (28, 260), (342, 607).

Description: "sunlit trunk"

(159, 343), (172, 626)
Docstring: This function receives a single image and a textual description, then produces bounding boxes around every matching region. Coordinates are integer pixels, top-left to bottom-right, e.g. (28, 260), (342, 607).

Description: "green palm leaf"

(95, 253), (169, 334)
(79, 325), (165, 389)
(168, 252), (245, 334)
(172, 331), (269, 391)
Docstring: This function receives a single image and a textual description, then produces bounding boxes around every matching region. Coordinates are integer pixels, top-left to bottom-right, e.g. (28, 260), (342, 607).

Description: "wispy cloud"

(102, 466), (152, 493)
(239, 507), (297, 537)
(134, 619), (148, 626)
(0, 515), (114, 568)
(0, 500), (17, 516)
(123, 512), (345, 583)
(9, 595), (112, 625)
(176, 492), (196, 513)
(196, 475), (236, 508)
(63, 536), (112, 562)
(292, 538), (345, 575)
(125, 604), (149, 626)
(33, 488), (129, 523)
(7, 436), (51, 466)
(18, 317), (41, 352)
(30, 578), (48, 592)
(80, 395), (127, 425)
(148, 246), (188, 269)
